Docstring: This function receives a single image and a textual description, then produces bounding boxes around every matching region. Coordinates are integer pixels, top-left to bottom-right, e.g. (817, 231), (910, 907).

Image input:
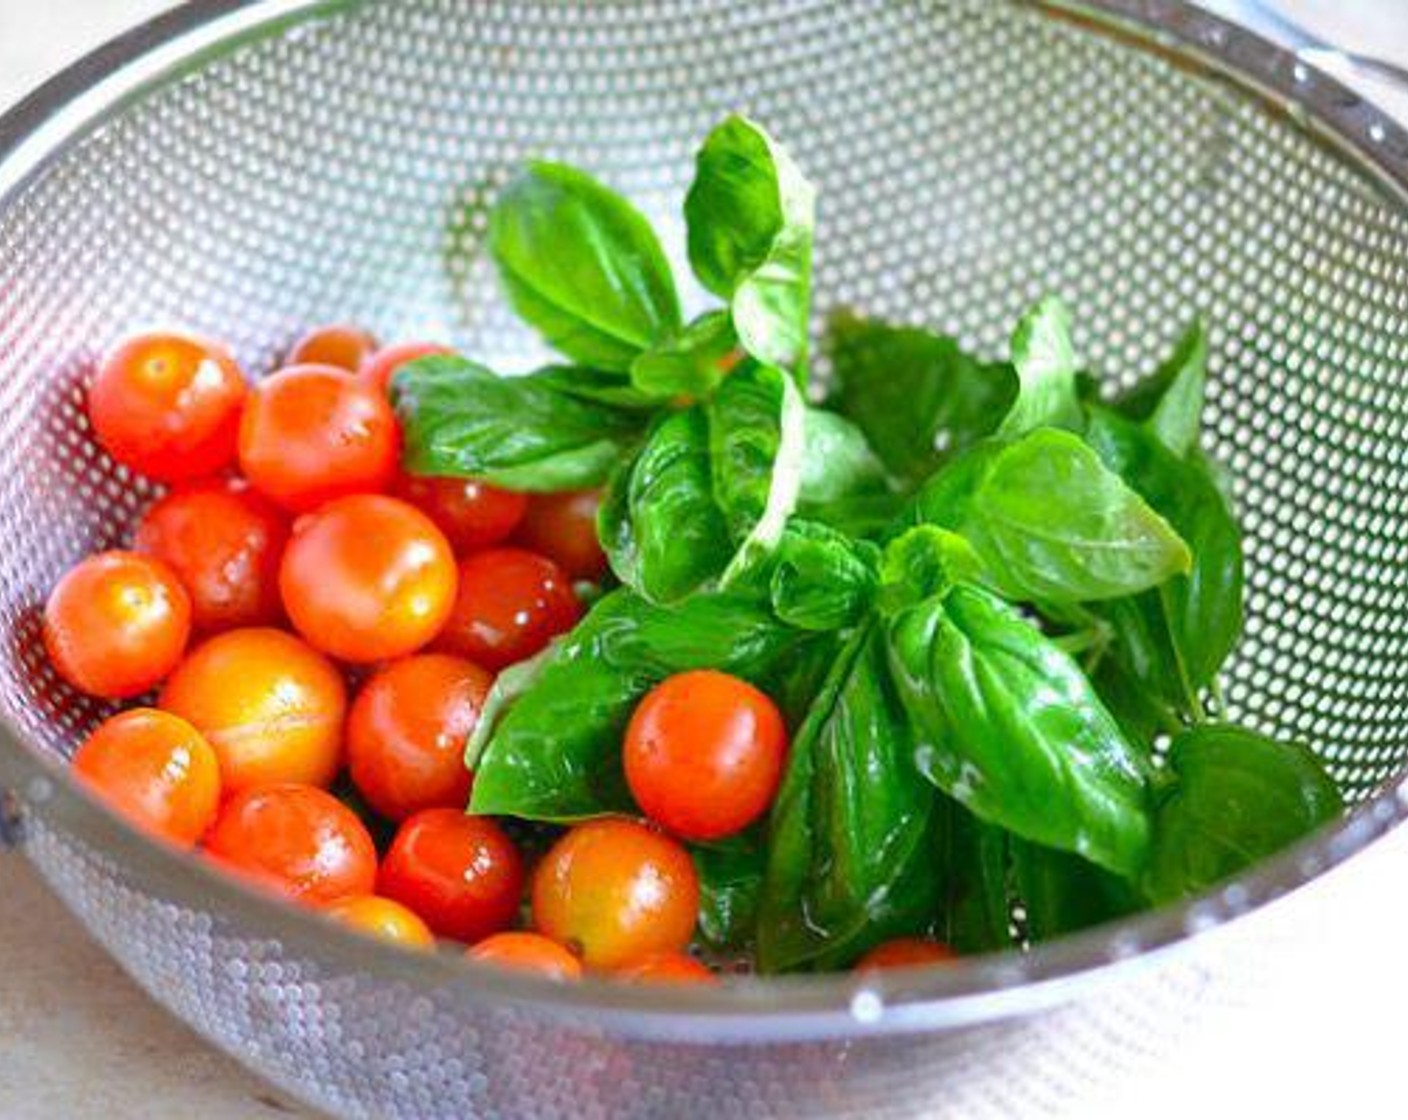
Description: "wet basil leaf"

(1112, 319), (1207, 459)
(937, 797), (1016, 954)
(769, 521), (880, 631)
(996, 296), (1084, 439)
(1009, 838), (1143, 942)
(694, 832), (766, 950)
(630, 310), (739, 401)
(797, 407), (891, 508)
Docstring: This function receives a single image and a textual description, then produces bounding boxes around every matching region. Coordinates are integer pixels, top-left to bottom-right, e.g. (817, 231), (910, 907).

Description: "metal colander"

(1, 1), (1407, 1116)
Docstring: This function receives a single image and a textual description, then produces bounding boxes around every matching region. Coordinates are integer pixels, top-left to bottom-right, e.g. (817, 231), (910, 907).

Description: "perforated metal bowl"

(1, 2), (1407, 1117)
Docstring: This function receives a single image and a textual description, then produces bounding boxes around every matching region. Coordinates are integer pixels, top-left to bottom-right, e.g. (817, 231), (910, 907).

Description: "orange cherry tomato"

(133, 479), (289, 634)
(323, 895), (435, 950)
(287, 324), (378, 373)
(853, 938), (957, 971)
(513, 490), (608, 582)
(623, 670), (788, 842)
(87, 331), (247, 483)
(362, 341), (454, 396)
(377, 809), (524, 942)
(434, 548), (580, 672)
(613, 951), (717, 985)
(395, 474), (528, 555)
(279, 495), (457, 664)
(159, 628), (346, 794)
(44, 551), (191, 699)
(467, 932), (582, 980)
(237, 364), (399, 512)
(205, 783), (377, 906)
(531, 818), (699, 971)
(72, 708), (220, 846)
(347, 653), (492, 822)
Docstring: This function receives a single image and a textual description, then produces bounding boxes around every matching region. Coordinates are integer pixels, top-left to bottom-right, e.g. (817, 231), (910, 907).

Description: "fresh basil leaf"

(685, 115), (816, 375)
(797, 492), (909, 540)
(1112, 319), (1207, 458)
(1144, 725), (1343, 902)
(489, 161), (681, 370)
(937, 797), (1015, 954)
(1090, 653), (1180, 749)
(541, 365), (664, 411)
(827, 312), (1015, 484)
(887, 583), (1152, 877)
(470, 588), (809, 821)
(394, 356), (644, 491)
(797, 408), (891, 507)
(629, 310), (738, 401)
(758, 623), (942, 972)
(878, 525), (984, 613)
(769, 521), (880, 631)
(996, 296), (1083, 439)
(694, 831), (766, 950)
(1009, 838), (1143, 942)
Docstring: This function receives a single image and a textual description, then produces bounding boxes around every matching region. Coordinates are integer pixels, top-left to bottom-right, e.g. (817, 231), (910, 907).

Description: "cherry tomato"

(44, 551), (191, 698)
(205, 783), (377, 905)
(467, 932), (582, 980)
(623, 670), (788, 842)
(514, 490), (608, 582)
(287, 324), (378, 373)
(280, 495), (457, 664)
(434, 548), (580, 672)
(87, 331), (247, 483)
(159, 628), (346, 794)
(133, 479), (289, 634)
(362, 341), (454, 397)
(347, 653), (491, 821)
(853, 938), (956, 971)
(323, 895), (435, 950)
(613, 951), (717, 985)
(237, 364), (399, 512)
(531, 818), (699, 971)
(72, 708), (220, 846)
(377, 809), (524, 942)
(396, 474), (527, 554)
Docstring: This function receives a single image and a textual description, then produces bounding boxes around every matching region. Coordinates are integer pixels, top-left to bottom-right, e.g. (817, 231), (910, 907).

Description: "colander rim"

(1, 0), (1406, 1041)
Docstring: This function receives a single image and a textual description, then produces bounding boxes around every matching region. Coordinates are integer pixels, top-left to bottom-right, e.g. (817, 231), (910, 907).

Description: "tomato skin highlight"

(44, 550), (191, 699)
(279, 494), (458, 664)
(287, 325), (378, 373)
(364, 341), (454, 397)
(531, 818), (699, 971)
(323, 895), (435, 949)
(205, 783), (378, 906)
(73, 708), (221, 846)
(237, 364), (400, 512)
(396, 474), (528, 555)
(853, 938), (956, 971)
(347, 653), (491, 822)
(434, 548), (581, 672)
(133, 479), (289, 634)
(624, 670), (788, 842)
(613, 951), (717, 985)
(159, 627), (346, 794)
(87, 331), (247, 483)
(378, 809), (525, 943)
(467, 932), (582, 980)
(513, 490), (608, 582)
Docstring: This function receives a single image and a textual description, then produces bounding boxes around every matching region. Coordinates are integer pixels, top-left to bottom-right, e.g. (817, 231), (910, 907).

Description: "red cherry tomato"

(434, 548), (580, 672)
(613, 951), (717, 985)
(623, 670), (788, 842)
(237, 364), (399, 512)
(287, 324), (378, 373)
(159, 628), (346, 794)
(280, 495), (457, 664)
(205, 783), (377, 906)
(377, 809), (524, 942)
(347, 653), (492, 821)
(853, 938), (956, 971)
(72, 708), (220, 846)
(133, 479), (289, 634)
(323, 895), (435, 950)
(396, 474), (528, 555)
(362, 341), (454, 397)
(531, 818), (699, 971)
(87, 331), (247, 482)
(44, 551), (191, 698)
(514, 490), (608, 582)
(467, 932), (582, 980)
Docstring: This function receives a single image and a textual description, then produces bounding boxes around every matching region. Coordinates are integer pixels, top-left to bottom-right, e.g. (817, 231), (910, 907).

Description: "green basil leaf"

(758, 623), (942, 973)
(541, 365), (665, 411)
(797, 408), (891, 508)
(685, 115), (816, 375)
(827, 312), (1015, 484)
(1009, 838), (1143, 942)
(878, 525), (984, 613)
(887, 583), (1152, 877)
(489, 161), (681, 370)
(937, 797), (1016, 954)
(1112, 319), (1207, 458)
(694, 831), (766, 950)
(470, 588), (809, 821)
(629, 310), (738, 401)
(769, 521), (880, 631)
(394, 356), (644, 491)
(1144, 725), (1343, 902)
(996, 296), (1084, 439)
